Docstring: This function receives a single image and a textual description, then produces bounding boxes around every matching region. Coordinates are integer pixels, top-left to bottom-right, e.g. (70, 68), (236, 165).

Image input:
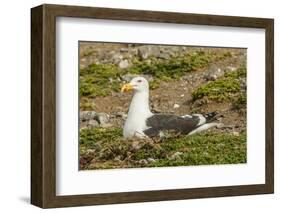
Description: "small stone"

(204, 73), (218, 81)
(232, 131), (240, 136)
(80, 111), (96, 122)
(227, 66), (237, 72)
(96, 113), (110, 125)
(169, 152), (183, 160)
(139, 159), (148, 165)
(157, 53), (170, 59)
(173, 104), (180, 109)
(147, 158), (156, 163)
(115, 112), (127, 120)
(87, 119), (99, 128)
(131, 141), (143, 151)
(118, 59), (130, 69)
(180, 94), (185, 97)
(138, 46), (151, 60)
(114, 156), (122, 162)
(120, 48), (128, 52)
(112, 54), (123, 64)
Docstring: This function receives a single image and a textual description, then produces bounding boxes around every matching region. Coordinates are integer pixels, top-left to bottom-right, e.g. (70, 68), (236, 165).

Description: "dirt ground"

(78, 43), (247, 170)
(81, 46), (246, 133)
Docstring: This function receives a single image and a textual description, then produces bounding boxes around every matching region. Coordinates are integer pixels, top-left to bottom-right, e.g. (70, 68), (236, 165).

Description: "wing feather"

(144, 114), (200, 137)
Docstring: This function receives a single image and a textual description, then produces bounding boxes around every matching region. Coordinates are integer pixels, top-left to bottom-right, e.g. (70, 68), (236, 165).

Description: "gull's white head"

(121, 76), (149, 93)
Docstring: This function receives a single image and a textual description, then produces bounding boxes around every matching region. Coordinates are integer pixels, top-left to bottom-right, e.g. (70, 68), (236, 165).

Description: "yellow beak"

(121, 83), (134, 92)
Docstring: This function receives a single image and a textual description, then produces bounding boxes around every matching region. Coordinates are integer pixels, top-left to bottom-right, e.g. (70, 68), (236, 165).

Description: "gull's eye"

(137, 80), (142, 83)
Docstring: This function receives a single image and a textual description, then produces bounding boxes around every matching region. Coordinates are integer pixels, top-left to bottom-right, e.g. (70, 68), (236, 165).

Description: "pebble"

(115, 112), (127, 120)
(227, 66), (237, 71)
(96, 113), (110, 125)
(173, 104), (180, 109)
(147, 158), (157, 163)
(139, 159), (148, 165)
(87, 119), (99, 128)
(114, 156), (122, 162)
(118, 59), (130, 69)
(120, 48), (128, 52)
(169, 152), (183, 160)
(232, 132), (240, 136)
(131, 141), (143, 151)
(80, 111), (97, 122)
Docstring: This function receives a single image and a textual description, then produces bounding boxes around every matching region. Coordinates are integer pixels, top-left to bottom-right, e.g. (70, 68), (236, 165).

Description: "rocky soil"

(78, 42), (247, 170)
(79, 43), (246, 133)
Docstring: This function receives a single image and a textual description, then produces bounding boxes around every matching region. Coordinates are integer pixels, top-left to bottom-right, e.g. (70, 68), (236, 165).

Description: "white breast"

(123, 91), (152, 138)
(123, 115), (147, 138)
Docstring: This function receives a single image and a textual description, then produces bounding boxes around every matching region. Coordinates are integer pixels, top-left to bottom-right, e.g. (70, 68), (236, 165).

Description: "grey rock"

(128, 48), (138, 56)
(157, 53), (170, 59)
(87, 119), (99, 128)
(138, 46), (151, 60)
(169, 152), (183, 160)
(114, 156), (122, 162)
(118, 59), (130, 69)
(120, 48), (128, 52)
(131, 141), (143, 151)
(204, 67), (225, 81)
(115, 112), (127, 120)
(112, 53), (123, 64)
(139, 159), (148, 165)
(147, 158), (157, 163)
(226, 66), (237, 72)
(80, 111), (97, 122)
(96, 113), (110, 125)
(204, 73), (218, 81)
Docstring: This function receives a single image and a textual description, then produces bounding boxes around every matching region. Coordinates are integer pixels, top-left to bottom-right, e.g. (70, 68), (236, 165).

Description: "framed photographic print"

(31, 4), (274, 208)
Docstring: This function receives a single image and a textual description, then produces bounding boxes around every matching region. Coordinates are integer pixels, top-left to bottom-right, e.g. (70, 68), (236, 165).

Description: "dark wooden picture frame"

(31, 4), (274, 208)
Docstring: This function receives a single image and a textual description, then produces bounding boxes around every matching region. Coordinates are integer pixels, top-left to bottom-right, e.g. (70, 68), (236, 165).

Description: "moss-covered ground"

(79, 46), (247, 170)
(80, 50), (232, 99)
(80, 127), (246, 170)
(191, 65), (246, 109)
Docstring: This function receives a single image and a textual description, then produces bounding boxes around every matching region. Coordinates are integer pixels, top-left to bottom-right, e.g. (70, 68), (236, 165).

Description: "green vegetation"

(129, 51), (213, 78)
(80, 50), (232, 98)
(192, 79), (241, 101)
(192, 66), (247, 108)
(80, 64), (122, 98)
(80, 127), (247, 170)
(80, 98), (95, 110)
(79, 49), (247, 170)
(232, 93), (247, 110)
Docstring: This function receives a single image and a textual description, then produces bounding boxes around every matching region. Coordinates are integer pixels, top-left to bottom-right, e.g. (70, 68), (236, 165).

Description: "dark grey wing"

(144, 114), (200, 137)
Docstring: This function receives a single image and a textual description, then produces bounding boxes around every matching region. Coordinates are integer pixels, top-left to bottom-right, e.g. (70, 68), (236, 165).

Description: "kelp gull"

(121, 76), (221, 139)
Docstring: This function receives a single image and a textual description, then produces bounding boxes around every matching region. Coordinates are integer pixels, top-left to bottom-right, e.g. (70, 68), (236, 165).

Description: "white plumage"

(121, 77), (220, 139)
